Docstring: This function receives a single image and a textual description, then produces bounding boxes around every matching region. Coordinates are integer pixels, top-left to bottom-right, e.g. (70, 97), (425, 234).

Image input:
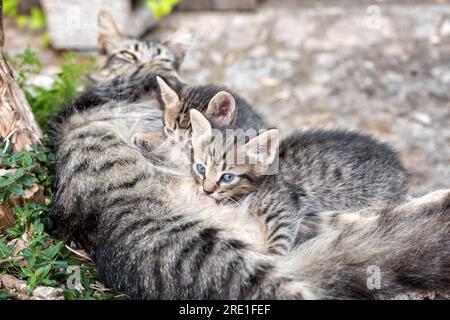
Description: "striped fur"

(50, 74), (450, 299)
(185, 111), (410, 254)
(51, 110), (450, 298)
(49, 11), (450, 299)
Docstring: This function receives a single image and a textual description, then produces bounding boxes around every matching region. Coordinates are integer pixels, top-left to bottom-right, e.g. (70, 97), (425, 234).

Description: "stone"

(224, 58), (294, 91)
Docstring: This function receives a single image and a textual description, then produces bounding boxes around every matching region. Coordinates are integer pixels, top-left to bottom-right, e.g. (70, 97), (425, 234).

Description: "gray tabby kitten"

(160, 80), (266, 132)
(50, 11), (450, 299)
(184, 109), (409, 254)
(133, 76), (265, 154)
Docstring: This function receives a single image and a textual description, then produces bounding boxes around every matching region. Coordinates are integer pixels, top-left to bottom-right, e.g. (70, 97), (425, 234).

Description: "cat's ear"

(205, 91), (236, 128)
(190, 109), (212, 150)
(163, 28), (193, 64)
(244, 129), (280, 168)
(97, 10), (124, 54)
(156, 76), (181, 131)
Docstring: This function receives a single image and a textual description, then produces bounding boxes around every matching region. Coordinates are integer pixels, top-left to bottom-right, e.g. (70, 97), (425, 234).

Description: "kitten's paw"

(132, 132), (164, 151)
(268, 244), (290, 256)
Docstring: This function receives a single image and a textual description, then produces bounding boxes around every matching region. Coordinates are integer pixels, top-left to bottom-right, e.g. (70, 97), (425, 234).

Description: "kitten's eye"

(120, 51), (137, 61)
(221, 173), (235, 183)
(196, 164), (206, 175)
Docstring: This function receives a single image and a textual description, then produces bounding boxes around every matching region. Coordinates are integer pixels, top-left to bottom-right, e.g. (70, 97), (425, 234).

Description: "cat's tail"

(94, 189), (450, 299)
(276, 189), (450, 299)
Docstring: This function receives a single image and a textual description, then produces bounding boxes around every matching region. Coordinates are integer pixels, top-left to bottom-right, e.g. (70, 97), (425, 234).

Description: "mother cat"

(49, 11), (450, 299)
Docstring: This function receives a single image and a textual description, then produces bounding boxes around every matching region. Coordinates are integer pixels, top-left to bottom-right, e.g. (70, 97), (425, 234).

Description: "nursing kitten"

(186, 109), (409, 254)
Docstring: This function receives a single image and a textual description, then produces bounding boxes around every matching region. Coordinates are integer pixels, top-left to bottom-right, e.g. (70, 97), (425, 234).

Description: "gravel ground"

(5, 0), (450, 195)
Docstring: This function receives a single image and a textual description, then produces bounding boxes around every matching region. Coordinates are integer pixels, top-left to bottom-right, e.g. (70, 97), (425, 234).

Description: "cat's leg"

(132, 132), (165, 152)
(264, 208), (301, 255)
(248, 195), (306, 255)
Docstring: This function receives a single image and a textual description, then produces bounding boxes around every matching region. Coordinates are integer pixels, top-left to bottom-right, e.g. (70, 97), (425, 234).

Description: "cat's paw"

(268, 244), (290, 256)
(132, 132), (164, 151)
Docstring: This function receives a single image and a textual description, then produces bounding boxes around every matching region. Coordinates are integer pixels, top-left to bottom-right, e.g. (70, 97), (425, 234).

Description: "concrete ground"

(5, 0), (450, 196)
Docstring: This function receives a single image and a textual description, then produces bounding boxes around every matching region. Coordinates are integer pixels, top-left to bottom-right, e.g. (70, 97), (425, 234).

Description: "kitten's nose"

(202, 181), (217, 195)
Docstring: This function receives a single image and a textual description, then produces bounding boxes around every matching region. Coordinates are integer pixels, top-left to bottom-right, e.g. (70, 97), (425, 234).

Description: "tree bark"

(0, 0), (43, 231)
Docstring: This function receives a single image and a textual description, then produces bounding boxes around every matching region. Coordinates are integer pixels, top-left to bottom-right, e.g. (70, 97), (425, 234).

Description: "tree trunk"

(0, 0), (43, 231)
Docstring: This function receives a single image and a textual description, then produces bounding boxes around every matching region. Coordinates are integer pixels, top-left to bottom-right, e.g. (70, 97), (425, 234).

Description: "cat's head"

(156, 76), (237, 139)
(188, 109), (279, 203)
(91, 10), (192, 82)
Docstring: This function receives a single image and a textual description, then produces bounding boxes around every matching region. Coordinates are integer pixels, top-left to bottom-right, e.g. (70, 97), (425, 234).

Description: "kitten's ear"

(163, 28), (194, 64)
(244, 129), (280, 168)
(156, 76), (181, 131)
(190, 109), (212, 149)
(97, 10), (124, 54)
(205, 91), (236, 128)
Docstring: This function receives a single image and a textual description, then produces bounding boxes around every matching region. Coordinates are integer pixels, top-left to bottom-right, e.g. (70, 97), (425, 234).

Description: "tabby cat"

(50, 11), (450, 299)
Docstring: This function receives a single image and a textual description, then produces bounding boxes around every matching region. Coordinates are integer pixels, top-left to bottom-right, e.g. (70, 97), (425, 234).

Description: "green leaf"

(0, 289), (11, 300)
(28, 255), (37, 267)
(43, 241), (64, 260)
(34, 266), (46, 277)
(41, 264), (52, 278)
(27, 275), (37, 294)
(0, 240), (12, 259)
(146, 0), (181, 20)
(21, 267), (34, 277)
(34, 222), (44, 235)
(21, 153), (33, 168)
(22, 248), (33, 259)
(0, 191), (9, 204)
(29, 8), (46, 30)
(21, 174), (36, 188)
(4, 0), (20, 17)
(0, 169), (23, 188)
(16, 15), (29, 28)
(64, 289), (76, 300)
(36, 152), (47, 163)
(7, 183), (24, 196)
(42, 33), (52, 47)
